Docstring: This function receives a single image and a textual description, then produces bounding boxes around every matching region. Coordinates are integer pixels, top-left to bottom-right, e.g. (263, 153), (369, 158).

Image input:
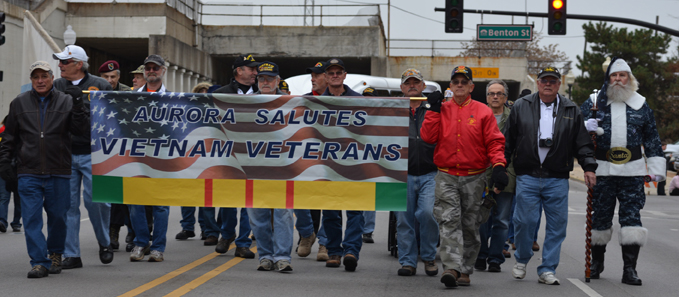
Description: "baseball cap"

(451, 66), (473, 81)
(143, 55), (166, 66)
(29, 61), (52, 75)
(362, 87), (377, 96)
(233, 54), (258, 69)
(537, 66), (561, 79)
(279, 80), (289, 91)
(52, 45), (89, 62)
(325, 58), (345, 71)
(401, 68), (424, 84)
(130, 65), (145, 74)
(306, 61), (327, 74)
(98, 60), (120, 74)
(257, 61), (279, 77)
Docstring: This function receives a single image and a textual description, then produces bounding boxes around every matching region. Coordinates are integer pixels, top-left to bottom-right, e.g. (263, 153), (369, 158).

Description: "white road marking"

(568, 278), (603, 297)
(642, 210), (669, 217)
(671, 229), (679, 232)
(568, 207), (576, 212)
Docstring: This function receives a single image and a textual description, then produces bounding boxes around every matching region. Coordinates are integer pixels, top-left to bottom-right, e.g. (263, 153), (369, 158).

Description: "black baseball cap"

(144, 55), (166, 66)
(362, 87), (377, 96)
(306, 61), (327, 74)
(537, 66), (561, 79)
(451, 66), (473, 81)
(325, 58), (345, 71)
(279, 80), (289, 91)
(233, 54), (258, 69)
(257, 61), (279, 77)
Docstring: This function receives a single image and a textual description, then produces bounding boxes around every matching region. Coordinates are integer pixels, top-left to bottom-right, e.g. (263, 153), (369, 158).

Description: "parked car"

(284, 74), (441, 96)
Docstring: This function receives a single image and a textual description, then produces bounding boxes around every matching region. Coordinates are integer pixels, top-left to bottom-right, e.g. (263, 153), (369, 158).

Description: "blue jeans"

(180, 207), (205, 232)
(0, 178), (22, 228)
(513, 175), (569, 275)
(130, 205), (169, 252)
(397, 172), (439, 266)
(478, 191), (513, 265)
(363, 211), (376, 234)
(317, 218), (327, 246)
(201, 207), (252, 248)
(294, 209), (314, 238)
(506, 197), (541, 250)
(65, 154), (111, 258)
(322, 210), (364, 259)
(248, 208), (294, 262)
(19, 176), (70, 268)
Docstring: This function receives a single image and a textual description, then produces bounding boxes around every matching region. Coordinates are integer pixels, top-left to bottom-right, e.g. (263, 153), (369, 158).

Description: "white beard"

(607, 81), (635, 103)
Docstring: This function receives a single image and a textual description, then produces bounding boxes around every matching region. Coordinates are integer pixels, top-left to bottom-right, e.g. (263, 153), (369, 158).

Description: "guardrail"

(388, 39), (529, 57)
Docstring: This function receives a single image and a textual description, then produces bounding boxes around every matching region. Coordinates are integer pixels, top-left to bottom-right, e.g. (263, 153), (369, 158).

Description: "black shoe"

(175, 230), (196, 240)
(398, 265), (416, 276)
(621, 245), (642, 285)
(61, 257), (83, 269)
(99, 245), (114, 264)
(11, 225), (21, 232)
(125, 242), (134, 252)
(0, 222), (6, 233)
(343, 254), (358, 272)
(125, 231), (135, 244)
(204, 235), (218, 246)
(487, 262), (501, 272)
(590, 245), (606, 279)
(200, 231), (206, 240)
(48, 253), (62, 274)
(362, 232), (374, 244)
(474, 258), (486, 271)
(27, 265), (49, 278)
(110, 226), (120, 250)
(216, 235), (235, 254)
(234, 247), (255, 258)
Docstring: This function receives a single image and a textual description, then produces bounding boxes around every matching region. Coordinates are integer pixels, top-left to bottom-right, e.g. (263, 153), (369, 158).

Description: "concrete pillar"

(179, 68), (186, 93)
(193, 73), (200, 89)
(185, 71), (194, 93)
(169, 65), (178, 92)
(163, 62), (170, 90)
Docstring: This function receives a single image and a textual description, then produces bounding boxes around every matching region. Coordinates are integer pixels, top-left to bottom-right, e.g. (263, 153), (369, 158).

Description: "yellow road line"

(164, 247), (258, 297)
(118, 250), (223, 297)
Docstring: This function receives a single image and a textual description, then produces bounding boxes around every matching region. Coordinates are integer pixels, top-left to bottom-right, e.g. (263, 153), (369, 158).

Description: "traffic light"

(445, 0), (464, 33)
(1, 12), (6, 46)
(548, 0), (567, 35)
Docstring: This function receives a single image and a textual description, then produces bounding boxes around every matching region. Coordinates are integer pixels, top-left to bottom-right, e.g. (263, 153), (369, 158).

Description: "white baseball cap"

(52, 45), (89, 62)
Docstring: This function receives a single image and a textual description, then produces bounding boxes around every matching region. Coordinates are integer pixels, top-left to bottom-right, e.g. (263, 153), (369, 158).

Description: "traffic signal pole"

(434, 7), (679, 37)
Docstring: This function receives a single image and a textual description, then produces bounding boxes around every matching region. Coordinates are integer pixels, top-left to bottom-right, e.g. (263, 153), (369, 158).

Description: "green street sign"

(476, 25), (533, 41)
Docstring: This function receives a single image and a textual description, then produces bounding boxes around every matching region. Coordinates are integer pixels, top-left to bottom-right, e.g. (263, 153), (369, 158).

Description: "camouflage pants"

(433, 172), (485, 274)
(593, 176), (646, 230)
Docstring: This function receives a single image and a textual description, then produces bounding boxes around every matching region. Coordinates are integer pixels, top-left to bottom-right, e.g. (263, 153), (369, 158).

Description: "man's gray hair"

(72, 58), (89, 72)
(485, 79), (509, 95)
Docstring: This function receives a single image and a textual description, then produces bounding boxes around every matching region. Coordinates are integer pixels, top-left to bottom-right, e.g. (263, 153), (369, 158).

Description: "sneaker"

(0, 222), (6, 233)
(532, 241), (540, 251)
(11, 225), (21, 232)
(216, 235), (235, 254)
(512, 262), (527, 279)
(362, 232), (374, 243)
(27, 265), (49, 279)
(297, 233), (316, 257)
(398, 265), (416, 276)
(99, 244), (114, 264)
(175, 230), (196, 240)
(474, 258), (487, 271)
(457, 273), (471, 286)
(148, 250), (164, 262)
(48, 253), (62, 274)
(130, 246), (148, 262)
(502, 249), (511, 258)
(488, 262), (501, 272)
(440, 269), (459, 288)
(317, 245), (329, 261)
(326, 255), (341, 267)
(424, 260), (439, 276)
(343, 254), (358, 272)
(538, 272), (560, 285)
(235, 247), (255, 259)
(204, 235), (218, 246)
(276, 260), (293, 272)
(257, 259), (274, 271)
(61, 257), (83, 269)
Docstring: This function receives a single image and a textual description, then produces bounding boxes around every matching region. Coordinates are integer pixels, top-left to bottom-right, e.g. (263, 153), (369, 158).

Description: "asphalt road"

(0, 179), (677, 297)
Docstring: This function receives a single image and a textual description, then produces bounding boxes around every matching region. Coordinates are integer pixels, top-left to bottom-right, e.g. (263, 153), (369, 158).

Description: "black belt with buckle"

(595, 146), (642, 164)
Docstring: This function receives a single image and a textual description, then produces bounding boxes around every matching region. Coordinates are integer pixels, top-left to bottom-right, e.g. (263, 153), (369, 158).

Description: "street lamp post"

(565, 70), (576, 99)
(64, 25), (76, 45)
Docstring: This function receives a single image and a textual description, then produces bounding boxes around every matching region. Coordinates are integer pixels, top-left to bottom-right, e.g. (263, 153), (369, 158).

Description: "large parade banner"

(90, 91), (409, 211)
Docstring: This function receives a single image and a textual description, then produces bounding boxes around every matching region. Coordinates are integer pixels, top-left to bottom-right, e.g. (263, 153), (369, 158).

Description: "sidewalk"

(570, 161), (675, 196)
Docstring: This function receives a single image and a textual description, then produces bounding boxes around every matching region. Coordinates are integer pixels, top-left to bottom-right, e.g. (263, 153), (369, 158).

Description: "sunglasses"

(326, 71), (344, 77)
(539, 79), (559, 85)
(59, 59), (74, 65)
(451, 79), (469, 85)
(145, 65), (161, 72)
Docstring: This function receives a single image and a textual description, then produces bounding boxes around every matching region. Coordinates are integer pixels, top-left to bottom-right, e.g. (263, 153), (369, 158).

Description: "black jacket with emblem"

(504, 93), (597, 178)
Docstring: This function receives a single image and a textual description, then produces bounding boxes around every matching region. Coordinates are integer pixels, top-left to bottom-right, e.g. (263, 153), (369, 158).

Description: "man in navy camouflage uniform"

(581, 58), (665, 286)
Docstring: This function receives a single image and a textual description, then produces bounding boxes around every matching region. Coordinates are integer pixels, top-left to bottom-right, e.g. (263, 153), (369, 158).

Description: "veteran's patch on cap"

(451, 66), (473, 81)
(99, 60), (120, 74)
(537, 66), (561, 79)
(257, 61), (279, 77)
(233, 54), (258, 69)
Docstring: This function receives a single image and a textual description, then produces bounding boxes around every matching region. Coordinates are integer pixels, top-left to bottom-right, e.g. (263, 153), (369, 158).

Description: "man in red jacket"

(420, 66), (507, 288)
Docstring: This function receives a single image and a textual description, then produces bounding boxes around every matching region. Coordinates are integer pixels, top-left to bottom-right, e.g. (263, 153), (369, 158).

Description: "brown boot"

(457, 273), (471, 286)
(440, 269), (459, 288)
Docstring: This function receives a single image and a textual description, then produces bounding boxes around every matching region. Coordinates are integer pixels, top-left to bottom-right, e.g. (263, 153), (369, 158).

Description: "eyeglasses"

(487, 92), (506, 97)
(59, 59), (74, 65)
(145, 65), (161, 72)
(451, 79), (469, 85)
(326, 71), (344, 77)
(539, 78), (559, 85)
(257, 76), (277, 82)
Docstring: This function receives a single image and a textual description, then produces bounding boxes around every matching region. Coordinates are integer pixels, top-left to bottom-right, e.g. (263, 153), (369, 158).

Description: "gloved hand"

(585, 119), (598, 133)
(490, 165), (508, 192)
(65, 85), (84, 108)
(426, 91), (443, 113)
(0, 163), (16, 182)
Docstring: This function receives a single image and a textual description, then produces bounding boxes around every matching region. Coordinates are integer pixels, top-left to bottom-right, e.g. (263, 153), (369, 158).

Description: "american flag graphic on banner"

(90, 91), (409, 211)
